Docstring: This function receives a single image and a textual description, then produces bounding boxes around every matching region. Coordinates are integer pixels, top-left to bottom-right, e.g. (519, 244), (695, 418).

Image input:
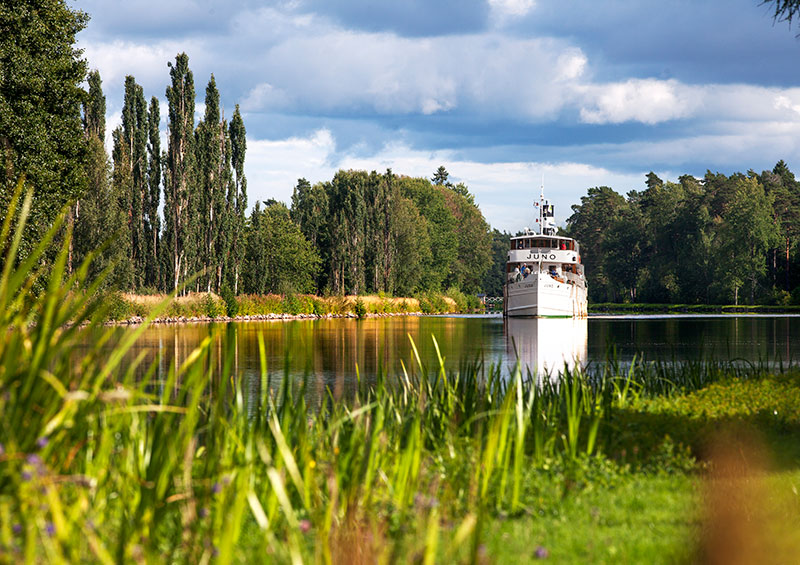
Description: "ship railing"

(564, 271), (584, 287)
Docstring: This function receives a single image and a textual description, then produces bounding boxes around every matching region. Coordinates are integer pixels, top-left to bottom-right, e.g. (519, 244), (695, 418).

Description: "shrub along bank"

(105, 288), (485, 322)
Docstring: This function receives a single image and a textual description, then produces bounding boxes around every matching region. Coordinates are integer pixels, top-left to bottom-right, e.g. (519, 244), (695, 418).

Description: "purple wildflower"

(36, 437), (48, 449)
(21, 470), (32, 481)
(534, 546), (549, 559)
(12, 524), (22, 535)
(211, 482), (222, 495)
(199, 507), (209, 519)
(45, 523), (55, 537)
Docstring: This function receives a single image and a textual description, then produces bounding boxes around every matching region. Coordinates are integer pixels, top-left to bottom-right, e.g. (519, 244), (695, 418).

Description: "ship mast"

(539, 176), (544, 236)
(534, 176), (555, 236)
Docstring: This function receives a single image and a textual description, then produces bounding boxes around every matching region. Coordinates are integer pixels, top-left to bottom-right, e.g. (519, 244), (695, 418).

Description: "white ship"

(503, 189), (588, 318)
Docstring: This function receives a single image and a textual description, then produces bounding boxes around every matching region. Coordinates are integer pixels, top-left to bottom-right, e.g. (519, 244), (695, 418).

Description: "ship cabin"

(506, 232), (583, 285)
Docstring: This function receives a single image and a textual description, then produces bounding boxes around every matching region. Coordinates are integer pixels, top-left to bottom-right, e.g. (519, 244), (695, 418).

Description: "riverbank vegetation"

(106, 288), (485, 322)
(3, 192), (800, 563)
(589, 302), (800, 314)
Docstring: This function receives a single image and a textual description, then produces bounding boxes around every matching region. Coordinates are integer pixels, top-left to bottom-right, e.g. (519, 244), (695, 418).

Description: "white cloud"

(80, 39), (204, 94)
(241, 83), (291, 111)
(243, 129), (647, 232)
(774, 94), (800, 117)
(239, 31), (588, 119)
(488, 0), (536, 26)
(579, 79), (699, 124)
(245, 129), (338, 206)
(83, 7), (800, 132)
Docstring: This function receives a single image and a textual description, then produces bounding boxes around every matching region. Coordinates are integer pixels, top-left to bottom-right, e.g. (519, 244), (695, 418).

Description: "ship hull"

(504, 274), (587, 318)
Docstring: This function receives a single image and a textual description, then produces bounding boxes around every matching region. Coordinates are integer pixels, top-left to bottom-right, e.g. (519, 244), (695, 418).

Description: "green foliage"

(202, 292), (222, 318)
(312, 296), (331, 315)
(0, 1), (88, 263)
(416, 292), (451, 313)
(281, 293), (301, 315)
(354, 296), (367, 318)
(568, 166), (800, 305)
(445, 286), (469, 311)
(220, 284), (238, 317)
(104, 291), (132, 321)
(290, 170), (491, 296)
(243, 201), (321, 295)
(483, 229), (511, 297)
(763, 0), (800, 26)
(237, 293), (283, 315)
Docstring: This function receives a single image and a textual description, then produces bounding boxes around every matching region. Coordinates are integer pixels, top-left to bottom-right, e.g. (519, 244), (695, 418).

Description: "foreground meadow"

(2, 196), (800, 563)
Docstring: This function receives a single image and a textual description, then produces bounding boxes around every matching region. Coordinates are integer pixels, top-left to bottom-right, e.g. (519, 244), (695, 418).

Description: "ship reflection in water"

(504, 317), (588, 379)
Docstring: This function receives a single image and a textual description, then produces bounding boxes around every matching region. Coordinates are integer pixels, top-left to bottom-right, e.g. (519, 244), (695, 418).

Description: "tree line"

(72, 64), (495, 298)
(289, 167), (492, 296)
(0, 1), (495, 300)
(565, 166), (800, 305)
(74, 56), (249, 296)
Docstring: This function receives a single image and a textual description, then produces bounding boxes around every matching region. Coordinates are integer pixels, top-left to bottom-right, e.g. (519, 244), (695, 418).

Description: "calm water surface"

(117, 314), (800, 399)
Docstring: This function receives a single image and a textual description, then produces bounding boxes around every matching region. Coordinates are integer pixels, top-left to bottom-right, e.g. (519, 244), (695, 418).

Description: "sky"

(72, 0), (800, 232)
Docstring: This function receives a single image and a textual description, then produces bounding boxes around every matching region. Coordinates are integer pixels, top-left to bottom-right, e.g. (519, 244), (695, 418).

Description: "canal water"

(118, 314), (800, 400)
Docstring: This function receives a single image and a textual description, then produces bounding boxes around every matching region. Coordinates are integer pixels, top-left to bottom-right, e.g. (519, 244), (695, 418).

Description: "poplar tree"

(229, 105), (247, 294)
(110, 126), (133, 288)
(215, 119), (235, 292)
(74, 70), (126, 286)
(120, 76), (148, 288)
(83, 70), (105, 141)
(163, 53), (196, 293)
(195, 75), (236, 292)
(195, 75), (223, 291)
(145, 97), (161, 288)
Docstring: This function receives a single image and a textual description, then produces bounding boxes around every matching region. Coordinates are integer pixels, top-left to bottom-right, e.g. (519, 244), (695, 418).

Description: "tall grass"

(1, 186), (795, 562)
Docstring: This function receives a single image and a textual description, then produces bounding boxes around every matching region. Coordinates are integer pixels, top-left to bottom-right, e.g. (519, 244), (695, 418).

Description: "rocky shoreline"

(107, 310), (423, 326)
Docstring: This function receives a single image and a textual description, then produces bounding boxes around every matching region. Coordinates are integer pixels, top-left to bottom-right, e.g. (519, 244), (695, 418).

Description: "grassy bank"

(3, 196), (800, 563)
(589, 302), (800, 314)
(106, 288), (485, 322)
